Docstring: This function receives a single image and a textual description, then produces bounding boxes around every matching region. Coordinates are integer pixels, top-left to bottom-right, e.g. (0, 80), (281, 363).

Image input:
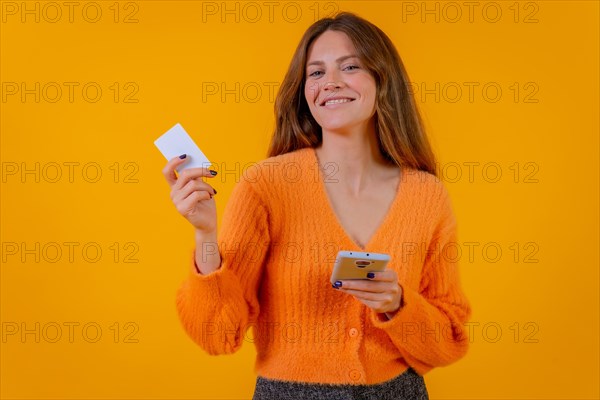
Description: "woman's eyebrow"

(307, 54), (359, 67)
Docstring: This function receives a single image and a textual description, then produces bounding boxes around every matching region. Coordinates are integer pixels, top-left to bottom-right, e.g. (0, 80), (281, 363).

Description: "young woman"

(163, 12), (471, 400)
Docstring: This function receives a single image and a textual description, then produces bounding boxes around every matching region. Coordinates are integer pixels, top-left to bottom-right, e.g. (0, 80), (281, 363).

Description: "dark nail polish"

(334, 281), (342, 288)
(331, 284), (339, 289)
(213, 189), (217, 195)
(209, 170), (218, 176)
(179, 154), (187, 159)
(367, 272), (375, 279)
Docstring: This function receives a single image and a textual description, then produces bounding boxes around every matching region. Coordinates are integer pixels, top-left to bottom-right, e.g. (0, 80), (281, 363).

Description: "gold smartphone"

(330, 250), (390, 285)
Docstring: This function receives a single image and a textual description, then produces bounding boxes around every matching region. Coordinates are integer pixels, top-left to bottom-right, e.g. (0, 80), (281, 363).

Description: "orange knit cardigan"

(175, 146), (472, 385)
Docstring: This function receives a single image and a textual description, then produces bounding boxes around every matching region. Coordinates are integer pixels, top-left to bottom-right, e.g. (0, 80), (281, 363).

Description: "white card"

(154, 123), (211, 173)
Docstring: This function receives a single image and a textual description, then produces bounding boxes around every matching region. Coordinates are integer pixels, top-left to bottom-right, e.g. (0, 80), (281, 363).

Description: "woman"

(163, 12), (471, 400)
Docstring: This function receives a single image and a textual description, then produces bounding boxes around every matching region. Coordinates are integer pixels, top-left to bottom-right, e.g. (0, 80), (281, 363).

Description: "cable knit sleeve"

(369, 182), (472, 375)
(175, 173), (269, 355)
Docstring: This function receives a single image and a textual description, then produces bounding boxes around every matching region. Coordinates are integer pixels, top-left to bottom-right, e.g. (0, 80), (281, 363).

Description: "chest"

(323, 181), (398, 249)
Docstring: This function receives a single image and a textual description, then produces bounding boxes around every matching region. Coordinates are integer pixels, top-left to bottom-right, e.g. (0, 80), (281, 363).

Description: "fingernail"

(179, 154), (187, 159)
(367, 272), (375, 279)
(209, 170), (218, 176)
(331, 284), (339, 289)
(334, 281), (342, 288)
(213, 189), (217, 195)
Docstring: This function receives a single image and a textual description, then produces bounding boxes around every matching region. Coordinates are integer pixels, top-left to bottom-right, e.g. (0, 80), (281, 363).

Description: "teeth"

(324, 98), (353, 106)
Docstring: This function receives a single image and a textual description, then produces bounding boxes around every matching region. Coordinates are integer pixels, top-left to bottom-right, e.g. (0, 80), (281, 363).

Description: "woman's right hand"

(162, 154), (218, 233)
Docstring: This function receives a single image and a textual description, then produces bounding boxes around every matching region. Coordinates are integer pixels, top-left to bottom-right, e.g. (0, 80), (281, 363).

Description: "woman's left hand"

(333, 270), (404, 318)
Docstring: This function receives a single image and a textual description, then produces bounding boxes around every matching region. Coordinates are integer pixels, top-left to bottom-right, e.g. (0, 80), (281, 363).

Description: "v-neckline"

(308, 146), (407, 252)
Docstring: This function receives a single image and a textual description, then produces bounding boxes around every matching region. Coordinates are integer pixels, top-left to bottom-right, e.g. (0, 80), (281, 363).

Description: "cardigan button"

(348, 328), (359, 337)
(349, 369), (362, 381)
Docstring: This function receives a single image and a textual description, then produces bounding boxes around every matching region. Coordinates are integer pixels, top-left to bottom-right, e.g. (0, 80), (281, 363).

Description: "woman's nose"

(323, 70), (344, 91)
(323, 81), (341, 91)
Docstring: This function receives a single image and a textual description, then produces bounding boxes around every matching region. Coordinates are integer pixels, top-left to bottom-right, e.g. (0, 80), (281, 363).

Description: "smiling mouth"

(320, 98), (355, 106)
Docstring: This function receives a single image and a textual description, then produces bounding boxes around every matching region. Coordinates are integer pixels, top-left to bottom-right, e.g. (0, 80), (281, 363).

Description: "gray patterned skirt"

(252, 367), (428, 400)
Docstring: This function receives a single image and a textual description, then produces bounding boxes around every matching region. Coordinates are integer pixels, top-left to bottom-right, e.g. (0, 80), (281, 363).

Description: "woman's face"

(304, 30), (377, 133)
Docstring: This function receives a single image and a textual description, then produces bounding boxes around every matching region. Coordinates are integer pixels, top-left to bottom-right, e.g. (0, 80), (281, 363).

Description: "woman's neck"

(315, 123), (395, 196)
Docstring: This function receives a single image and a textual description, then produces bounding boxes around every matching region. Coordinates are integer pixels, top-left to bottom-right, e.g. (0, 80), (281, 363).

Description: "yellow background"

(1, 1), (598, 399)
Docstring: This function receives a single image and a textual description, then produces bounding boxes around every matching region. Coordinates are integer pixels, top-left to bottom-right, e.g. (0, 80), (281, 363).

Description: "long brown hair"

(267, 11), (438, 176)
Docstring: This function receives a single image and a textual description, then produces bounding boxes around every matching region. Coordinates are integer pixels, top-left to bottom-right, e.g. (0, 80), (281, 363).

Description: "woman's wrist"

(194, 227), (217, 240)
(193, 229), (221, 275)
(383, 289), (404, 320)
(384, 308), (400, 320)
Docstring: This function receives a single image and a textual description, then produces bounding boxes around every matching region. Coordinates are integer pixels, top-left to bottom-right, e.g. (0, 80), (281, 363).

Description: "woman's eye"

(308, 70), (323, 78)
(344, 65), (359, 71)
